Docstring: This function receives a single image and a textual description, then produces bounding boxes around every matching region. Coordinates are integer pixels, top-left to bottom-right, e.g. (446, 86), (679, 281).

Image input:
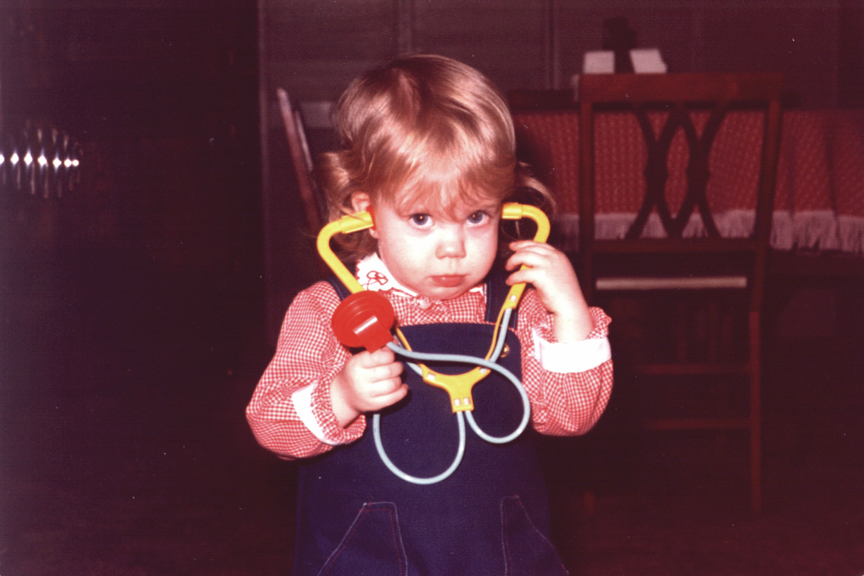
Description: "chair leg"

(749, 309), (762, 512)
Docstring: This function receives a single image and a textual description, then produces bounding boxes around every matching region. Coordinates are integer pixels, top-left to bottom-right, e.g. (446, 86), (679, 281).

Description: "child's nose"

(435, 227), (466, 259)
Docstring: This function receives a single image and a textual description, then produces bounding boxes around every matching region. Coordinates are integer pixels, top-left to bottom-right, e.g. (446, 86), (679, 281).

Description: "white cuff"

(534, 331), (612, 374)
(291, 383), (340, 446)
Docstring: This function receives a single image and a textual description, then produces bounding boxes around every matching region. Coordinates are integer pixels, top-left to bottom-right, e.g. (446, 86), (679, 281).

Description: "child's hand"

(506, 240), (594, 343)
(330, 348), (407, 428)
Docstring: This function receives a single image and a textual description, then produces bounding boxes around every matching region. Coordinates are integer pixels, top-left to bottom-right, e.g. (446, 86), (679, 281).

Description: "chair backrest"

(577, 72), (783, 301)
(277, 88), (323, 232)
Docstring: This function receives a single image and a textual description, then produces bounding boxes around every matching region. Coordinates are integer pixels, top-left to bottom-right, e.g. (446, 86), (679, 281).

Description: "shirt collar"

(355, 253), (484, 300)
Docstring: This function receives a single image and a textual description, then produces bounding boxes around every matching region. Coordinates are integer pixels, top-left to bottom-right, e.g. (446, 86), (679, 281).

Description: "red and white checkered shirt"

(247, 256), (613, 460)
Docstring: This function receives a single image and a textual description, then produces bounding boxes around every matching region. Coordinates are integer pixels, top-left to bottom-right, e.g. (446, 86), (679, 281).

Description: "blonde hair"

(316, 54), (552, 258)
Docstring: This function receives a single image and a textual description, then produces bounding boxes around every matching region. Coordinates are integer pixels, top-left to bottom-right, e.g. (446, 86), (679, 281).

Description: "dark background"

(1, 1), (863, 574)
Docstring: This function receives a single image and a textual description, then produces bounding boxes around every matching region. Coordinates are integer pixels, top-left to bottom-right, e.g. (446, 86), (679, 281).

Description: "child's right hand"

(330, 348), (406, 428)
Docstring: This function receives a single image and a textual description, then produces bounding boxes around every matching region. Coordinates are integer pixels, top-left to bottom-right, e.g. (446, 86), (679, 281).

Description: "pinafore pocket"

(500, 495), (570, 576)
(318, 501), (408, 576)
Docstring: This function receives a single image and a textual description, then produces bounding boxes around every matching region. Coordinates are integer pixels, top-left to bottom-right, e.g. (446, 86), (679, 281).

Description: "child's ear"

(350, 192), (378, 238)
(350, 192), (372, 214)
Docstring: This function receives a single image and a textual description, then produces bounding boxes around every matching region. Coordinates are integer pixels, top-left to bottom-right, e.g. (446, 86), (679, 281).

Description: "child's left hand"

(506, 240), (594, 343)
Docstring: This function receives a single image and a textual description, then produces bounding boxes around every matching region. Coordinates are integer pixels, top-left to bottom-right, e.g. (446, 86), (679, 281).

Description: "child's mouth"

(430, 275), (465, 288)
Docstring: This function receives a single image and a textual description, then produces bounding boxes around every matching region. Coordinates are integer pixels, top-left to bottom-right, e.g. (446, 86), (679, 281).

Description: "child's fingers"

(509, 239), (539, 249)
(368, 360), (404, 384)
(506, 241), (560, 268)
(358, 352), (405, 395)
(507, 266), (566, 294)
(370, 375), (405, 394)
(355, 378), (407, 411)
(364, 383), (409, 411)
(506, 251), (558, 279)
(355, 347), (397, 368)
(508, 239), (556, 254)
(505, 266), (539, 287)
(505, 241), (583, 302)
(506, 251), (547, 272)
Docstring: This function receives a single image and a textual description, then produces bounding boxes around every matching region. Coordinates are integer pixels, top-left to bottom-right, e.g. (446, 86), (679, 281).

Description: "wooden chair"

(276, 88), (324, 232)
(576, 73), (782, 511)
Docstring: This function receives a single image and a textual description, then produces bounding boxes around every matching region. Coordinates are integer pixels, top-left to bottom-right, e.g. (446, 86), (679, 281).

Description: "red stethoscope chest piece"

(331, 290), (396, 352)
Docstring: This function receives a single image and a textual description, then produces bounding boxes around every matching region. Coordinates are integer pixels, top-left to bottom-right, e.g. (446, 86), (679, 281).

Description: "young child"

(247, 54), (613, 575)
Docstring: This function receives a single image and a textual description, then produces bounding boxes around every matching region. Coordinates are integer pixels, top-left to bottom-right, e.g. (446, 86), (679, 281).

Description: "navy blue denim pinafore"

(292, 273), (569, 576)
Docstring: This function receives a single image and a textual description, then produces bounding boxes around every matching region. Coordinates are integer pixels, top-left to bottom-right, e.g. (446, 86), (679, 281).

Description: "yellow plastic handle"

(421, 365), (490, 413)
(499, 203), (551, 310)
(316, 211), (375, 294)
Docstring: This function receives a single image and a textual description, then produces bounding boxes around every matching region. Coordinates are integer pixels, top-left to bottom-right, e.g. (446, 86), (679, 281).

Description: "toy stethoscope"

(317, 203), (551, 484)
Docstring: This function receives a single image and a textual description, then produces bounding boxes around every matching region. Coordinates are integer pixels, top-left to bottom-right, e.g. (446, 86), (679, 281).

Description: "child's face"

(358, 194), (501, 301)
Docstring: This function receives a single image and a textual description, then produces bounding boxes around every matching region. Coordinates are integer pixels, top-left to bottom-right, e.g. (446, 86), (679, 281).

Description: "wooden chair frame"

(577, 72), (782, 511)
(277, 88), (324, 232)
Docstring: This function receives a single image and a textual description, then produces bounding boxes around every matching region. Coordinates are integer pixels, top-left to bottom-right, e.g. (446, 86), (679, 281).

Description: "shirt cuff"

(292, 380), (366, 446)
(535, 334), (612, 373)
(291, 383), (340, 446)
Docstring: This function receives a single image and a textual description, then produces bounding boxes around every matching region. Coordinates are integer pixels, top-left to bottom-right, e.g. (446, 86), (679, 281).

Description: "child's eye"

(466, 211), (489, 225)
(409, 213), (433, 228)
